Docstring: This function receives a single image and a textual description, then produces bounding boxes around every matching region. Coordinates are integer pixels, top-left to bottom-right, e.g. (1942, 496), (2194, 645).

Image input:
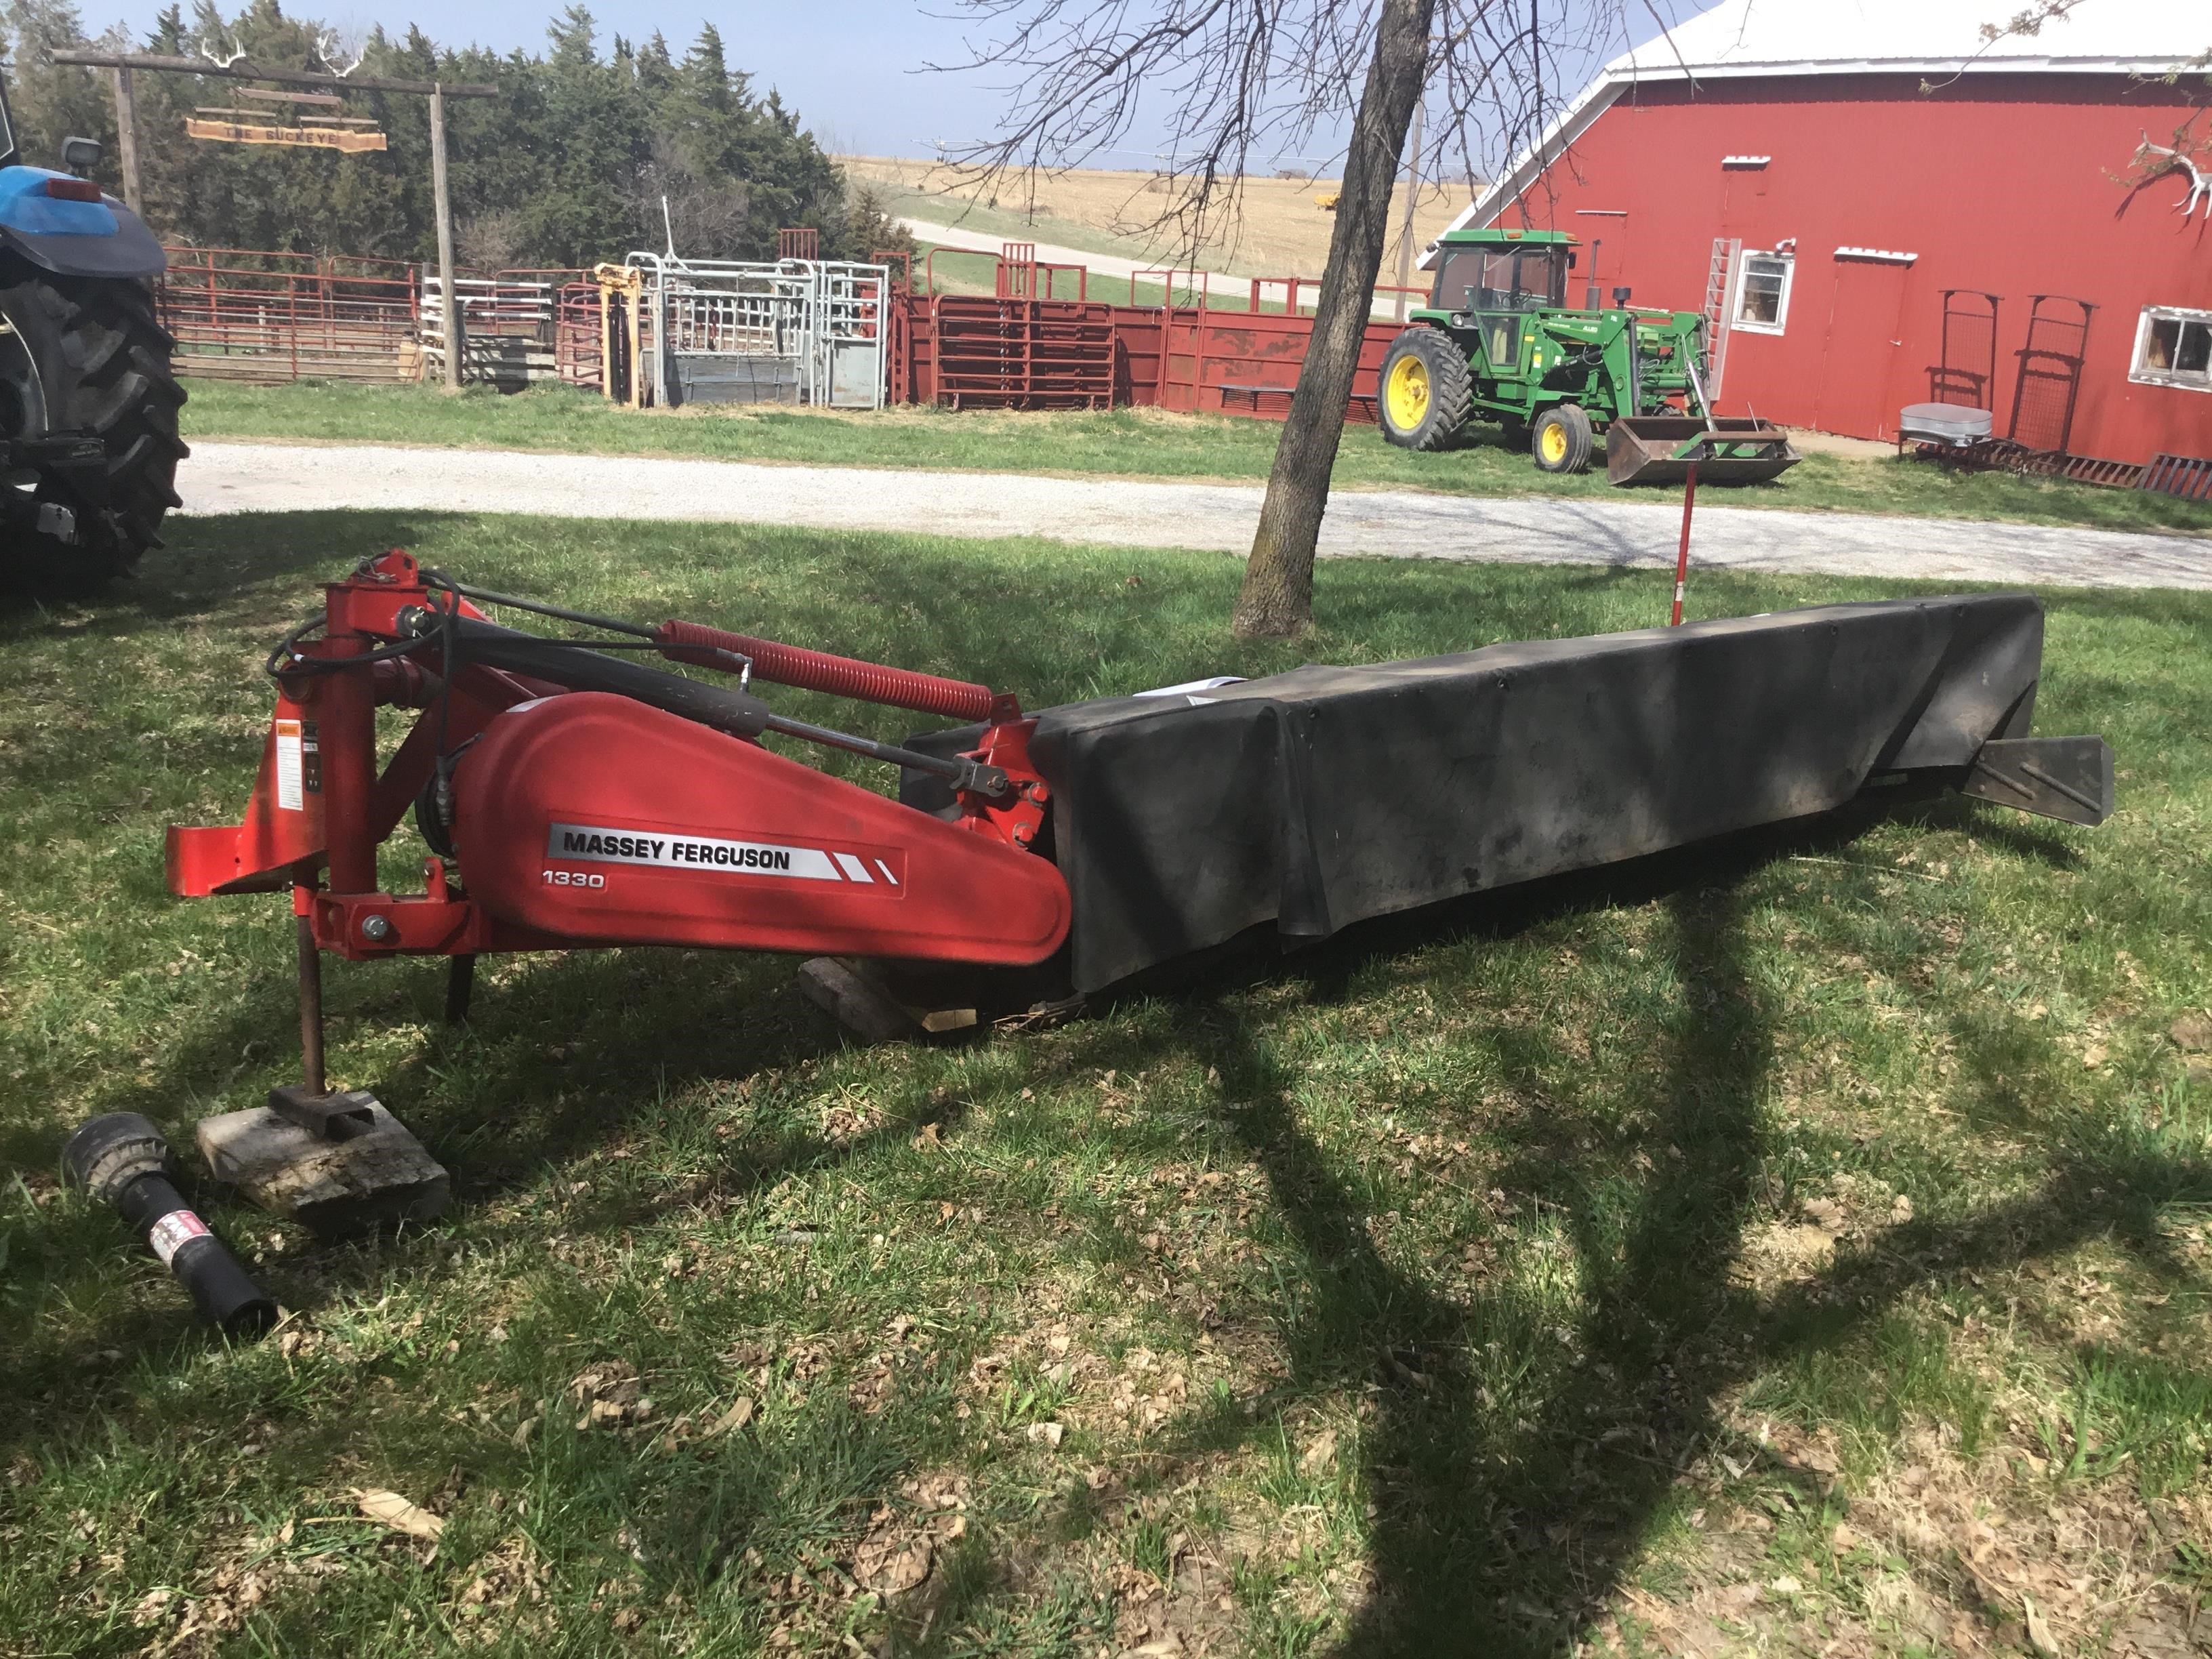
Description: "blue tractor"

(0, 72), (184, 588)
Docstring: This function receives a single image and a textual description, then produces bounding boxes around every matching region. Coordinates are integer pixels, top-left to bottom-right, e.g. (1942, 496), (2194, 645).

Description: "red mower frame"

(168, 552), (1070, 1095)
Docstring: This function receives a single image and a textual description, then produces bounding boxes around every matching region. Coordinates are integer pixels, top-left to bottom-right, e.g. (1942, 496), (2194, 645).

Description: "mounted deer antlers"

(2133, 131), (2211, 222)
(312, 28), (365, 79)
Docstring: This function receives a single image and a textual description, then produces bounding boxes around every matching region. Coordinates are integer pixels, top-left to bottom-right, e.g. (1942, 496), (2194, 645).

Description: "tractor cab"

(1427, 228), (1576, 371)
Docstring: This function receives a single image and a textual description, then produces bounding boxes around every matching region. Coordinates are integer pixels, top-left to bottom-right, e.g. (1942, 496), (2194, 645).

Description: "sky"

(70, 0), (1695, 166)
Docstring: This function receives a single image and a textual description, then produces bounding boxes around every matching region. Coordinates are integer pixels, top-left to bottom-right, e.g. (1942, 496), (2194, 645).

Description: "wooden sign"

(185, 117), (387, 154)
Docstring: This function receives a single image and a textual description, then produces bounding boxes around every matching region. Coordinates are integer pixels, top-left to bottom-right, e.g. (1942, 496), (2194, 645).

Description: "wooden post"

(1671, 462), (1698, 626)
(110, 66), (144, 215)
(430, 83), (462, 390)
(1393, 102), (1423, 323)
(628, 278), (643, 407)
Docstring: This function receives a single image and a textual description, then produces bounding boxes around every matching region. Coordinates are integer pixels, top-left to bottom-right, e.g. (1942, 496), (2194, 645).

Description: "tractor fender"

(0, 165), (165, 279)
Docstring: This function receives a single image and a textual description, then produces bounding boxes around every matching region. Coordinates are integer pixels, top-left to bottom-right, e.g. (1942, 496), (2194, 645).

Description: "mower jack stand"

(193, 909), (450, 1239)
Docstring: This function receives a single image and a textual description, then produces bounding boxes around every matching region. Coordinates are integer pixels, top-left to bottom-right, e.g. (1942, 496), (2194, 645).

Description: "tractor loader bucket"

(1607, 416), (1801, 487)
(904, 594), (2106, 995)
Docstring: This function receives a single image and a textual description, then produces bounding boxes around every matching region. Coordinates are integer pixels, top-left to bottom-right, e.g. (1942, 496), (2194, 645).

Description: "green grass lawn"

(178, 378), (2212, 541)
(4, 518), (2210, 1656)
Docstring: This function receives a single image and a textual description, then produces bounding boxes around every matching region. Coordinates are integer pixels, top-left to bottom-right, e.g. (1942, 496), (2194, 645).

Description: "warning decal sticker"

(274, 719), (304, 812)
(546, 823), (868, 884)
(149, 1208), (211, 1266)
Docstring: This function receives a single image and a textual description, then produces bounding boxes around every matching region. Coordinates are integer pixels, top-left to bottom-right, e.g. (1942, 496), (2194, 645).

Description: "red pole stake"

(1671, 461), (1699, 626)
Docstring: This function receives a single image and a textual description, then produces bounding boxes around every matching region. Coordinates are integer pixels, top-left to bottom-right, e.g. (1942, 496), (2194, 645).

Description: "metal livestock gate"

(157, 247), (422, 382)
(620, 255), (891, 410)
(420, 270), (583, 388)
(157, 248), (586, 386)
(895, 292), (1401, 422)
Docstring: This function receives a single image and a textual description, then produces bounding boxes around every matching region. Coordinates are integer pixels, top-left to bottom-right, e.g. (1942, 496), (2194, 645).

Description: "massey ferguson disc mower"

(167, 553), (2111, 1228)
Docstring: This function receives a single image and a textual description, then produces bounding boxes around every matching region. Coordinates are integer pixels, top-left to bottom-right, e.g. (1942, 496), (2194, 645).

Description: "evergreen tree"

(1, 1), (892, 268)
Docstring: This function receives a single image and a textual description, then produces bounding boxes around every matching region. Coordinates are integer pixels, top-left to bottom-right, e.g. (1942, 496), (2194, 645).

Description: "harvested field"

(845, 155), (1475, 277)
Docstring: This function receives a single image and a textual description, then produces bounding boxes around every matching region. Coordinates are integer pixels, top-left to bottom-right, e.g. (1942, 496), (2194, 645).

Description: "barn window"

(2132, 307), (2212, 392)
(1734, 251), (1793, 335)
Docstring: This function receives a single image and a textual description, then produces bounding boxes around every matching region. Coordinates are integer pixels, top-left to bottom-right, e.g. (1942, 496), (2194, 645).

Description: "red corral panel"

(926, 295), (1118, 410)
(1484, 72), (2212, 464)
(894, 291), (1408, 424)
(1155, 310), (1403, 424)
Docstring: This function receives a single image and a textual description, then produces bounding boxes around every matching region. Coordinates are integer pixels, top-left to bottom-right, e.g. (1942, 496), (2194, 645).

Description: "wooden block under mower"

(798, 957), (978, 1044)
(197, 1090), (449, 1238)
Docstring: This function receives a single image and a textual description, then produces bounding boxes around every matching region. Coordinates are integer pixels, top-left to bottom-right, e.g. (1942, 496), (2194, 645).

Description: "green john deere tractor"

(1376, 226), (1796, 484)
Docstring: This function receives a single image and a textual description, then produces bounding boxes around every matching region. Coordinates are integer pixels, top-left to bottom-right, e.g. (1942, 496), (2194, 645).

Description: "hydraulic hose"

(656, 619), (1000, 724)
(406, 614), (774, 743)
(63, 1113), (276, 1337)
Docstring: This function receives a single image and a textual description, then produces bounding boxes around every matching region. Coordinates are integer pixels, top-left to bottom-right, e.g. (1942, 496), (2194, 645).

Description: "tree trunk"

(1232, 0), (1436, 640)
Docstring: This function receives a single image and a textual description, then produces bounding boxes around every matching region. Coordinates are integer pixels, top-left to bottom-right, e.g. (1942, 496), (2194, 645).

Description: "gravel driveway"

(180, 441), (2211, 591)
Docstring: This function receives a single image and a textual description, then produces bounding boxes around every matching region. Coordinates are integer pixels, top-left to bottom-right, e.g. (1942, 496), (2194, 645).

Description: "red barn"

(1426, 0), (2212, 466)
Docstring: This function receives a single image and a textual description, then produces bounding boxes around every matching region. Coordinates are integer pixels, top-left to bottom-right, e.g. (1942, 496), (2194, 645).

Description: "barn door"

(1816, 260), (1912, 438)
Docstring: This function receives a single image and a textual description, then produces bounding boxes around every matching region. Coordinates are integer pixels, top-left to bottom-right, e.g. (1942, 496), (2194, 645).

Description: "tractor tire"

(1530, 403), (1595, 475)
(1376, 327), (1472, 451)
(0, 255), (188, 592)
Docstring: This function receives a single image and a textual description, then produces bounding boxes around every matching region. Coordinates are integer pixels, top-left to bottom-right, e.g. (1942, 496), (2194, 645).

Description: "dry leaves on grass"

(1108, 1537), (1240, 1658)
(1299, 1429), (1339, 1475)
(569, 1359), (651, 1429)
(353, 1488), (445, 1540)
(905, 1468), (970, 1547)
(853, 1518), (933, 1597)
(449, 1533), (550, 1639)
(129, 1521), (361, 1656)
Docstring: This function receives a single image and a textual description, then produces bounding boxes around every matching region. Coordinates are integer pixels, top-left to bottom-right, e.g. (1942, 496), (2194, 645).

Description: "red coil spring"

(655, 619), (998, 724)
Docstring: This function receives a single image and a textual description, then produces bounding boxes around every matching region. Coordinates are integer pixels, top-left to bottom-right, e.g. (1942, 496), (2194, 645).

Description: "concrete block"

(197, 1099), (448, 1239)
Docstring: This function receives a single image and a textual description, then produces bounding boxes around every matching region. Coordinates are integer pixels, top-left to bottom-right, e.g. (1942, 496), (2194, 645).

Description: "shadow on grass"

(8, 512), (2204, 1649)
(1021, 809), (2209, 1657)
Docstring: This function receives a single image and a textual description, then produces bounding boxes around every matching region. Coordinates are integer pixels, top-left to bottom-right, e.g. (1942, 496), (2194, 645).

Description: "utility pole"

(1393, 102), (1424, 323)
(429, 84), (462, 391)
(110, 66), (143, 215)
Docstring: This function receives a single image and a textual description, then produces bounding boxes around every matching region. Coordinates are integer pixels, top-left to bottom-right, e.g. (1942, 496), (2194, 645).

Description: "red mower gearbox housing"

(453, 693), (1069, 964)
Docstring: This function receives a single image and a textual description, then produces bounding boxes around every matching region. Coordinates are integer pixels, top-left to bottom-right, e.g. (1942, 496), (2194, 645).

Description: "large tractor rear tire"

(0, 256), (187, 592)
(1530, 403), (1595, 475)
(1376, 327), (1471, 451)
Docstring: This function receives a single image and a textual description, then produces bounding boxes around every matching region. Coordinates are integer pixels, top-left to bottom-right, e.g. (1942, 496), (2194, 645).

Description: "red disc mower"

(169, 552), (2112, 1200)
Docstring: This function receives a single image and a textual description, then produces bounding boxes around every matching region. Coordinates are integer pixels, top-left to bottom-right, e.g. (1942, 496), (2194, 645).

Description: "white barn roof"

(1423, 0), (2209, 264)
(1615, 0), (2207, 81)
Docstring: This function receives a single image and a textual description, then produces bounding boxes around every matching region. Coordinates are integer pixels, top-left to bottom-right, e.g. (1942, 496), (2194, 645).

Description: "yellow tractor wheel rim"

(1539, 420), (1570, 464)
(1386, 354), (1430, 430)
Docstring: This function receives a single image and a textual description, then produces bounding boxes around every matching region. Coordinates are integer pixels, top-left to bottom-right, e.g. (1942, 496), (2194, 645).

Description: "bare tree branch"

(930, 0), (1639, 636)
(926, 1), (1617, 268)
